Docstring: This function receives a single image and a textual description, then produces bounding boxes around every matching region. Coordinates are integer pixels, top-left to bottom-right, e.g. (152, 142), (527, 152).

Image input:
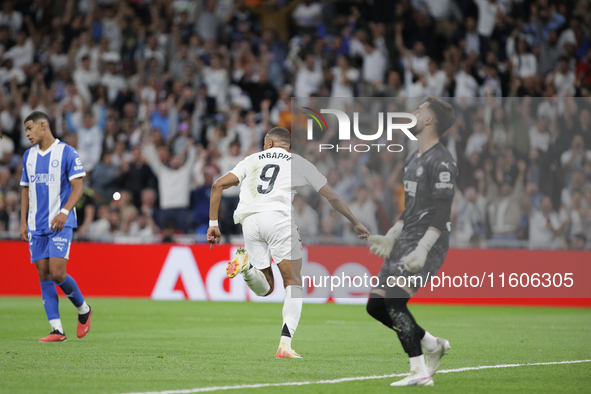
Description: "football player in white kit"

(207, 127), (370, 358)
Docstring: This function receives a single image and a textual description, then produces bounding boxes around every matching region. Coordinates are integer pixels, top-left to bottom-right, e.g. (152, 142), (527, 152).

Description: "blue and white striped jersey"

(20, 139), (86, 233)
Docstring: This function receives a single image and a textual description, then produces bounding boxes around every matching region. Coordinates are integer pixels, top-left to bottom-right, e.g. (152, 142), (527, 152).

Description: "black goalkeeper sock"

(366, 293), (394, 328)
(384, 288), (425, 357)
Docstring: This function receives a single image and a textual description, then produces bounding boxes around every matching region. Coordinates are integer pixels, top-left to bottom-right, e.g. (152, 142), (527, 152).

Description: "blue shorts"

(28, 228), (73, 263)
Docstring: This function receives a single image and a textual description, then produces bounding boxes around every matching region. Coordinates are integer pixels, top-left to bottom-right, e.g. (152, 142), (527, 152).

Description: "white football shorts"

(242, 210), (303, 269)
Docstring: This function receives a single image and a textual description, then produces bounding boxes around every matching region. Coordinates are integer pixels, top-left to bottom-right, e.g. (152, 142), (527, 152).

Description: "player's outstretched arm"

(318, 184), (370, 240)
(207, 172), (240, 247)
(20, 186), (29, 241)
(51, 178), (84, 233)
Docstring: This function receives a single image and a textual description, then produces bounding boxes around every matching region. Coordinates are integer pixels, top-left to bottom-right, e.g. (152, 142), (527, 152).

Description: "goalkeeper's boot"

(275, 342), (303, 359)
(226, 248), (249, 278)
(425, 337), (451, 376)
(390, 369), (433, 386)
(39, 330), (67, 342)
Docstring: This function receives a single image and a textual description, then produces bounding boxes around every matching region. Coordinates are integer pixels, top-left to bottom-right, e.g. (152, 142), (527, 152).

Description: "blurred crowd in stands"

(0, 0), (590, 249)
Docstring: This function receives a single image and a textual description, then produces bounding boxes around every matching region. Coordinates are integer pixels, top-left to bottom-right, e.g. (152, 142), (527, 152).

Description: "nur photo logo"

(302, 107), (418, 153)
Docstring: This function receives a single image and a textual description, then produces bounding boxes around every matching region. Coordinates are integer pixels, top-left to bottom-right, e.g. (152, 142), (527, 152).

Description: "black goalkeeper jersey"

(399, 142), (458, 245)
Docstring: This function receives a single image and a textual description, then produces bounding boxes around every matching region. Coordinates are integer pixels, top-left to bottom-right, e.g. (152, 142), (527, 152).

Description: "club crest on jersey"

(416, 166), (424, 177)
(51, 160), (60, 167)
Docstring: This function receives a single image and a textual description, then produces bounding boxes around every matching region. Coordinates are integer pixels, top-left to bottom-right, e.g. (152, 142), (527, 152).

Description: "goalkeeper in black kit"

(367, 96), (457, 387)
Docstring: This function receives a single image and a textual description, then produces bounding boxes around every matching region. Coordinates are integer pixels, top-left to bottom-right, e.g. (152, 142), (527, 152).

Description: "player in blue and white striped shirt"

(19, 111), (92, 342)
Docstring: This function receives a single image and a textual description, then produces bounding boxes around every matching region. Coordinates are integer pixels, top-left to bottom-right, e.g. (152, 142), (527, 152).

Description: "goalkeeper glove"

(403, 229), (440, 273)
(368, 221), (404, 259)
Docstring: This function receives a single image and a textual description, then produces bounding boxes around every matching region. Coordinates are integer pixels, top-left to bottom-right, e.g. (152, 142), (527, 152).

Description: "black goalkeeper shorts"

(375, 238), (449, 293)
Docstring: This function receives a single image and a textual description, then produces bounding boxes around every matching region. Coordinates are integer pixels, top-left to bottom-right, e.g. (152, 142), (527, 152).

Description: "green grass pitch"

(1, 298), (590, 394)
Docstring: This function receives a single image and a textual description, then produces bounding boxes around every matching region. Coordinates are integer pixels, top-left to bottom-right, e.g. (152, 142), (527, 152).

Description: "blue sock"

(40, 280), (60, 320)
(57, 275), (85, 308)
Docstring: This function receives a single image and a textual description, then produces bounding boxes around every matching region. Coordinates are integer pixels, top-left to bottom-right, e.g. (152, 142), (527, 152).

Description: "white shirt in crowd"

(406, 80), (428, 98)
(218, 154), (244, 198)
(454, 70), (479, 98)
(77, 125), (104, 172)
(295, 66), (323, 98)
(511, 54), (537, 78)
(202, 67), (229, 110)
(427, 70), (448, 97)
(560, 149), (591, 171)
(231, 122), (264, 154)
(493, 197), (512, 234)
(49, 53), (69, 72)
(362, 48), (387, 83)
(552, 71), (576, 97)
(0, 10), (22, 37)
(401, 55), (429, 87)
(558, 28), (577, 49)
(0, 65), (26, 86)
(348, 198), (378, 236)
(73, 67), (100, 104)
(102, 17), (122, 52)
(349, 37), (365, 58)
(415, 0), (455, 19)
(3, 38), (34, 69)
(229, 147), (327, 225)
(144, 144), (197, 209)
(331, 67), (359, 98)
(101, 72), (127, 103)
(293, 202), (319, 237)
(127, 221), (156, 238)
(529, 209), (564, 249)
(568, 207), (587, 239)
(453, 194), (486, 247)
(0, 134), (14, 172)
(475, 0), (499, 37)
(529, 126), (551, 152)
(0, 109), (15, 134)
(465, 131), (489, 158)
(465, 32), (480, 55)
(75, 45), (101, 72)
(292, 2), (323, 28)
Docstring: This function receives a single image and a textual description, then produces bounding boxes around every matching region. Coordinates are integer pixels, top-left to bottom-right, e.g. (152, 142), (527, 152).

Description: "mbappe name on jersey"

(258, 152), (292, 161)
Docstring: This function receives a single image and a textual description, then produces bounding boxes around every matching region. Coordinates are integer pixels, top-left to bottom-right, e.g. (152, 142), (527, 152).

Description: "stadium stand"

(0, 0), (590, 249)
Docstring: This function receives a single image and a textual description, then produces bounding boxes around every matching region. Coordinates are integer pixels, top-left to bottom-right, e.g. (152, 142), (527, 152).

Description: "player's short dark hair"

(425, 96), (455, 136)
(266, 127), (291, 146)
(23, 111), (50, 125)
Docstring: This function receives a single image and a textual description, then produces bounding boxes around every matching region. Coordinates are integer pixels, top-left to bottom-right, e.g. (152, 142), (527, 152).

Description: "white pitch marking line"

(121, 359), (591, 394)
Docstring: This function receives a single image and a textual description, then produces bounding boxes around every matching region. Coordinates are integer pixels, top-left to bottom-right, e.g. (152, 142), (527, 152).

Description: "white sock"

(77, 301), (90, 315)
(421, 331), (438, 353)
(243, 266), (271, 296)
(409, 355), (428, 375)
(280, 285), (303, 346)
(49, 319), (63, 334)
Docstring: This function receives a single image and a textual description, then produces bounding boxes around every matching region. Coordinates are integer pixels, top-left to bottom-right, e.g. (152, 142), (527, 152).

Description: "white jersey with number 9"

(229, 147), (327, 225)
